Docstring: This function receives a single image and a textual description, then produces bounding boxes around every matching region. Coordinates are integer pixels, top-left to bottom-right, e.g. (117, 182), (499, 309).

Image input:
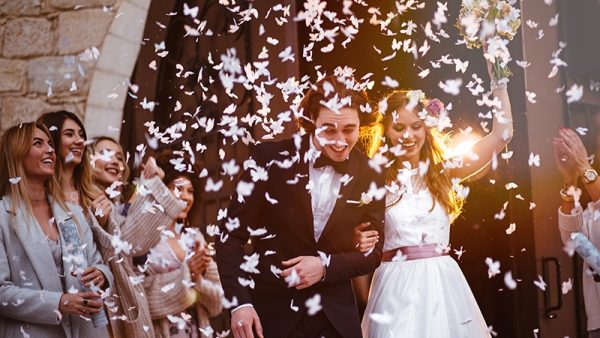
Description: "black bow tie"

(313, 155), (349, 174)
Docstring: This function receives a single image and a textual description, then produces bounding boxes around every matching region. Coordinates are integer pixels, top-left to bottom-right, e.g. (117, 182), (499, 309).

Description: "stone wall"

(0, 0), (117, 131)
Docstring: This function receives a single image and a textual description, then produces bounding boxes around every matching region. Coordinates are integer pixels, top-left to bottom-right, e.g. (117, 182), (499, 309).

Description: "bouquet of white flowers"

(457, 0), (521, 81)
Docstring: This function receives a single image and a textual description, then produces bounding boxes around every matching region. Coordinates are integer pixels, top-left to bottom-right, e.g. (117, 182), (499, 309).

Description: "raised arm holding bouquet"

(457, 0), (521, 83)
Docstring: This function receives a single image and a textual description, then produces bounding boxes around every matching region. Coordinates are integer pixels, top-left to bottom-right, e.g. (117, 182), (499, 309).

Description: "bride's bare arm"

(448, 60), (514, 181)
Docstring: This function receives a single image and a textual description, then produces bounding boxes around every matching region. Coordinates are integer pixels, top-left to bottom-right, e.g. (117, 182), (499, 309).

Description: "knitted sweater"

(144, 233), (224, 338)
(558, 200), (600, 331)
(91, 176), (184, 338)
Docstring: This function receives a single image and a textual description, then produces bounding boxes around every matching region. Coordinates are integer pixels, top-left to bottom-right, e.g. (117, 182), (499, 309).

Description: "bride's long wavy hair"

(376, 90), (463, 219)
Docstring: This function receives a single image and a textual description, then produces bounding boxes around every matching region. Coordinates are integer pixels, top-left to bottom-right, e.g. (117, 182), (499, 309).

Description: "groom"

(216, 75), (385, 338)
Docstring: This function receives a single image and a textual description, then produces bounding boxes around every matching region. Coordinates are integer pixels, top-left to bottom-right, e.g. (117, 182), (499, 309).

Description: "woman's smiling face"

(386, 108), (427, 167)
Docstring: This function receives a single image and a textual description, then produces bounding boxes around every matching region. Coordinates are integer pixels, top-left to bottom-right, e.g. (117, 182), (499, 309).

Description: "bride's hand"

(353, 222), (379, 253)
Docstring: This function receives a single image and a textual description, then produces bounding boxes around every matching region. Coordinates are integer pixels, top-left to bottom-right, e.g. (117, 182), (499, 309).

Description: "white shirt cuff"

(231, 303), (253, 314)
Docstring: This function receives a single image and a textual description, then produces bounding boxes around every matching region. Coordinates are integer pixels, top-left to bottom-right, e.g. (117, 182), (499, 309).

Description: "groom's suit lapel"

(294, 134), (315, 239)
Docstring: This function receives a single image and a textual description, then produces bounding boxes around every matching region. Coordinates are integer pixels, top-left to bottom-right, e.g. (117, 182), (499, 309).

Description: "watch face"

(586, 170), (598, 181)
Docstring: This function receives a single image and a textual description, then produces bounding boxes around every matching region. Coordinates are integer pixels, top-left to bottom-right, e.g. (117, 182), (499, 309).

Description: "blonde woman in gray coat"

(0, 122), (114, 338)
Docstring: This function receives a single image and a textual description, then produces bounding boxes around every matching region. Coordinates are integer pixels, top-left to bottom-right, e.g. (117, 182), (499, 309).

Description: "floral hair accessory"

(418, 97), (452, 131)
(395, 90), (452, 131)
(425, 98), (445, 118)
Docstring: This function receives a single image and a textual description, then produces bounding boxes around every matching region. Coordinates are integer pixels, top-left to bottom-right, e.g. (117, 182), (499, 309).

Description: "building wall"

(0, 0), (115, 129)
(0, 0), (150, 138)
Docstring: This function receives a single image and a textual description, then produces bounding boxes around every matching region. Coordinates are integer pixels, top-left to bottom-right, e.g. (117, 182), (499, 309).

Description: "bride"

(357, 59), (513, 338)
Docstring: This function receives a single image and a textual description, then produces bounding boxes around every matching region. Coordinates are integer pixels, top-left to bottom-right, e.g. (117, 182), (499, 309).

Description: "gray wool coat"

(0, 194), (114, 338)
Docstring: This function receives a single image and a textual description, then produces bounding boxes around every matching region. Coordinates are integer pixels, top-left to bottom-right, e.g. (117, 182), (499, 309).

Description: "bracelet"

(560, 187), (581, 202)
(490, 78), (509, 91)
(318, 255), (327, 282)
(560, 188), (574, 202)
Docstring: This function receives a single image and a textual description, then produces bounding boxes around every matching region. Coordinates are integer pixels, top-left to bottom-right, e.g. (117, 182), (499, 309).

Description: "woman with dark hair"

(0, 122), (113, 337)
(142, 149), (223, 338)
(38, 111), (102, 213)
(86, 136), (186, 338)
(357, 58), (513, 337)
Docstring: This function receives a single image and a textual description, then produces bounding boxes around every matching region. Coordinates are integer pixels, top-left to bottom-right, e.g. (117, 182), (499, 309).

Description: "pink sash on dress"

(381, 244), (448, 262)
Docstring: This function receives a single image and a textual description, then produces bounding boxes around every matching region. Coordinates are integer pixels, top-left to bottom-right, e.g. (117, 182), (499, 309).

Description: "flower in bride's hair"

(425, 98), (445, 117)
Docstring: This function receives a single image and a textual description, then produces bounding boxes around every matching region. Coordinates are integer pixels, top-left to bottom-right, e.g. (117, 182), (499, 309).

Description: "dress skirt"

(361, 256), (491, 338)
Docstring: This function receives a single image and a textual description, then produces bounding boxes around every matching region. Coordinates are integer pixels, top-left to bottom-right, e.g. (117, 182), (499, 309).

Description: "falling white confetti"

(454, 59), (469, 73)
(240, 253), (260, 274)
(183, 3), (198, 18)
(485, 257), (501, 278)
(305, 294), (322, 315)
(566, 84), (583, 103)
(247, 227), (267, 237)
(160, 283), (175, 293)
(525, 91), (537, 104)
(418, 68), (430, 79)
(528, 153), (540, 167)
(285, 268), (300, 287)
(504, 271), (517, 290)
(454, 246), (466, 260)
(562, 278), (573, 295)
(534, 275), (547, 291)
(549, 14), (559, 26)
(505, 223), (516, 235)
(526, 20), (538, 29)
(439, 78), (463, 95)
(290, 298), (299, 312)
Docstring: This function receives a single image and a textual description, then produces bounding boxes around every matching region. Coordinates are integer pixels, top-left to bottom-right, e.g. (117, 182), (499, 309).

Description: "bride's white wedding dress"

(361, 174), (491, 338)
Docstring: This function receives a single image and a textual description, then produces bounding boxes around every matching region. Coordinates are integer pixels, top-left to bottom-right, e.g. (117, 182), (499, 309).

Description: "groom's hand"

(281, 256), (325, 290)
(231, 306), (264, 338)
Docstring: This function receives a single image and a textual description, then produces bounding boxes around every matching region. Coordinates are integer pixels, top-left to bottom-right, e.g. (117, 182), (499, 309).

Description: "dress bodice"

(146, 228), (203, 273)
(146, 237), (182, 273)
(383, 171), (450, 250)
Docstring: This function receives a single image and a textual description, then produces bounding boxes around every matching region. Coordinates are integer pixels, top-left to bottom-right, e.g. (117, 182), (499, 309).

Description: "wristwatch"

(582, 168), (598, 184)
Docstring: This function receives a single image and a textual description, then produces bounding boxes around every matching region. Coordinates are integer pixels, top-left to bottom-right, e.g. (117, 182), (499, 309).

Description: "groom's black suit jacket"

(216, 134), (385, 338)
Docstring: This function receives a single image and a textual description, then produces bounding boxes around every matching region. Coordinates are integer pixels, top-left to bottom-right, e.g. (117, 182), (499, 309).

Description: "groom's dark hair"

(296, 75), (378, 134)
